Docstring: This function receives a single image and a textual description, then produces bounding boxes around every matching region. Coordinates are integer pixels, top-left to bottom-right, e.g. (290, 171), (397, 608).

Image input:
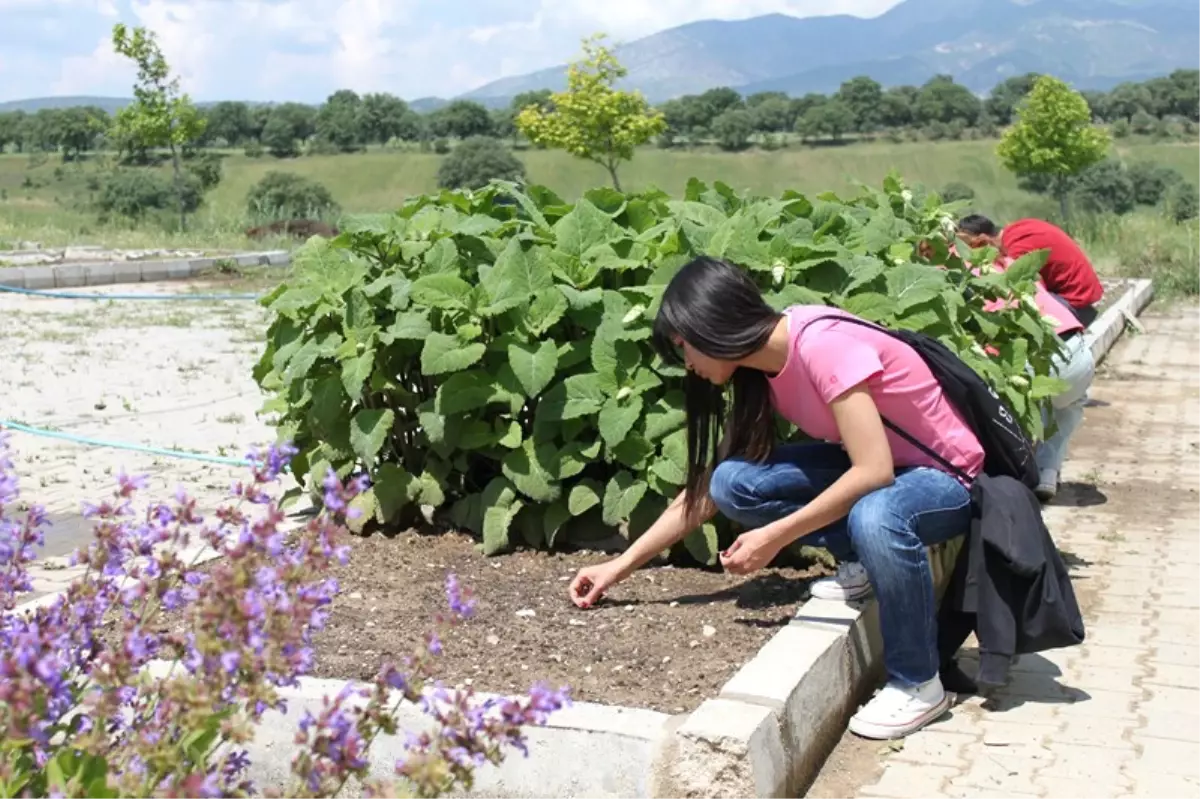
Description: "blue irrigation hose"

(0, 285), (262, 301)
(0, 420), (252, 467)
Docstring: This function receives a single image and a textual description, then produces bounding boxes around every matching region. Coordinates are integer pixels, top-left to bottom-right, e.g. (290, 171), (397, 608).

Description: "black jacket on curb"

(937, 474), (1086, 688)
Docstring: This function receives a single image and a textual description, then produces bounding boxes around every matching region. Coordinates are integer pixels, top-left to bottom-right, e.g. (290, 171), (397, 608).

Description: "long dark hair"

(651, 256), (783, 518)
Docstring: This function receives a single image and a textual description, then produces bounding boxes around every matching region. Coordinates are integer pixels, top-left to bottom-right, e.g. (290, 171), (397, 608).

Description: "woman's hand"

(569, 560), (627, 609)
(719, 527), (784, 576)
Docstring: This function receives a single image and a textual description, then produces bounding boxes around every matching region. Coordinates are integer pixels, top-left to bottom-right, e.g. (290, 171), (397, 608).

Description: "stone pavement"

(845, 306), (1200, 798)
(0, 281), (285, 600)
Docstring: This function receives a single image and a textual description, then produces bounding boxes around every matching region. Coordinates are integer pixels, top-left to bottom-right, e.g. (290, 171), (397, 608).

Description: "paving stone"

(1128, 737), (1200, 777)
(860, 764), (958, 798)
(1143, 661), (1200, 689)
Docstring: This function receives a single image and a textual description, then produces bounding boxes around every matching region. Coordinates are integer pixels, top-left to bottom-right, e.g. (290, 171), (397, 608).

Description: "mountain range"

(463, 0), (1199, 104)
(2, 0), (1196, 114)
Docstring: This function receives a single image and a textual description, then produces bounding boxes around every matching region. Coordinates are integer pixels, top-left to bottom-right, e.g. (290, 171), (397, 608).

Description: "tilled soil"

(309, 531), (828, 713)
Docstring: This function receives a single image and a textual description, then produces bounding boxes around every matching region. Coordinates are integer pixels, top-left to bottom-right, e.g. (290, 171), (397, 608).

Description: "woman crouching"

(568, 256), (982, 740)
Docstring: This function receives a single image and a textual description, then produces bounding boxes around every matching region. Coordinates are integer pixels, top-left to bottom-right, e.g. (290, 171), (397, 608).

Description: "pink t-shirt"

(767, 306), (985, 481)
(982, 256), (1084, 337)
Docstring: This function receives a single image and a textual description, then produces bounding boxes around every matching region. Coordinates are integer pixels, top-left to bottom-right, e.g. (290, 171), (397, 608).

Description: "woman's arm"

(721, 383), (894, 574)
(569, 489), (715, 607)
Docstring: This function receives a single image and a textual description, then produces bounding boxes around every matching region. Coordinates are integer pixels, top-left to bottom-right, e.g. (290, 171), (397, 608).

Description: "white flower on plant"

(616, 386), (632, 401)
(771, 263), (785, 286)
(939, 214), (957, 237)
(901, 190), (914, 203)
(622, 305), (645, 325)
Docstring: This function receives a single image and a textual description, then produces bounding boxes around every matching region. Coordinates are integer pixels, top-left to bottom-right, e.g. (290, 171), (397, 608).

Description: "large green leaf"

(383, 310), (432, 341)
(886, 263), (947, 311)
(350, 408), (394, 463)
(554, 198), (617, 259)
(602, 471), (649, 526)
(501, 440), (561, 503)
(374, 462), (414, 521)
(507, 341), (559, 398)
(410, 273), (474, 310)
(483, 238), (554, 310)
(526, 288), (570, 335)
(683, 523), (720, 566)
(421, 333), (486, 376)
(340, 350), (374, 402)
(598, 395), (643, 449)
(535, 372), (606, 425)
(568, 479), (604, 516)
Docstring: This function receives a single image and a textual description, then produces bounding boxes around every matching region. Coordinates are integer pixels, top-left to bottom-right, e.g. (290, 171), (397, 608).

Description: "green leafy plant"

(246, 171), (340, 222)
(254, 174), (1063, 566)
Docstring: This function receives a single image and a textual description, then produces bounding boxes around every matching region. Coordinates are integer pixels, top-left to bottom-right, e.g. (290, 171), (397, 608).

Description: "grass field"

(2, 137), (1197, 292)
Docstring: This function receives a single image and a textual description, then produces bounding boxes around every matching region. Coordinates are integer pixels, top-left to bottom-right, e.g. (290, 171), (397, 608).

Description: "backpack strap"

(797, 313), (974, 485)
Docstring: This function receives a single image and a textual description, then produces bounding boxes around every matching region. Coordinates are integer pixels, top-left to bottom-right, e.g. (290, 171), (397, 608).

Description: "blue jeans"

(709, 443), (972, 686)
(1036, 334), (1096, 476)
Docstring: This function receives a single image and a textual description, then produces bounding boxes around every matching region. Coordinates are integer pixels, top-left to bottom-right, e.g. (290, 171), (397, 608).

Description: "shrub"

(433, 137), (451, 155)
(255, 175), (1065, 564)
(96, 169), (202, 221)
(1072, 159), (1135, 215)
(435, 136), (525, 191)
(186, 151), (223, 191)
(0, 434), (568, 798)
(1164, 180), (1199, 223)
(1111, 118), (1131, 138)
(940, 182), (976, 203)
(244, 140), (264, 158)
(246, 171), (340, 221)
(1127, 161), (1182, 206)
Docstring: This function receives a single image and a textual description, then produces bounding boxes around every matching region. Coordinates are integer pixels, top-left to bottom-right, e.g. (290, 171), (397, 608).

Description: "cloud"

(0, 0), (902, 104)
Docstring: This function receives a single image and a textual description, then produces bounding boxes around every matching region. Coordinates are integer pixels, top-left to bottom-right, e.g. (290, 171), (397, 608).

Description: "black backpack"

(803, 314), (1039, 489)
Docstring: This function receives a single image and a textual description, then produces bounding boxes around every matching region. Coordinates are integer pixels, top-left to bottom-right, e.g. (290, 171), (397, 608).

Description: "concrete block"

(22, 266), (56, 289)
(235, 252), (266, 267)
(166, 260), (192, 280)
(265, 250), (291, 267)
(652, 698), (786, 799)
(113, 262), (143, 284)
(84, 262), (115, 286)
(719, 619), (870, 793)
(188, 257), (217, 274)
(0, 268), (26, 288)
(140, 260), (170, 282)
(54, 264), (86, 288)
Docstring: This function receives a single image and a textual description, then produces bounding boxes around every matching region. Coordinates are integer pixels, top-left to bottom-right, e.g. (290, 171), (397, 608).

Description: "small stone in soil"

(486, 634), (500, 646)
(568, 619), (586, 626)
(689, 640), (700, 648)
(702, 625), (716, 637)
(347, 591), (363, 600)
(515, 608), (536, 618)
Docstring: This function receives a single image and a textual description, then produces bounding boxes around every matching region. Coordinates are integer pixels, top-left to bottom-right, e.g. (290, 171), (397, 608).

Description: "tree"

(796, 101), (854, 142)
(696, 87), (743, 123)
(261, 103), (316, 157)
(516, 34), (665, 190)
(1106, 82), (1150, 122)
(750, 96), (793, 133)
(109, 23), (207, 230)
(205, 101), (253, 146)
(436, 136), (526, 190)
(997, 75), (1110, 219)
(915, 75), (982, 126)
(427, 100), (494, 139)
(880, 86), (917, 129)
(985, 73), (1041, 126)
(1167, 69), (1199, 121)
(746, 91), (788, 108)
(359, 93), (414, 144)
(711, 109), (754, 151)
(836, 76), (884, 133)
(57, 106), (108, 160)
(315, 89), (366, 152)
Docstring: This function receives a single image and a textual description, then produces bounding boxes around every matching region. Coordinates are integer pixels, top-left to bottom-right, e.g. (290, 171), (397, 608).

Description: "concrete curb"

(0, 250), (292, 290)
(1088, 278), (1154, 365)
(1, 277), (1157, 799)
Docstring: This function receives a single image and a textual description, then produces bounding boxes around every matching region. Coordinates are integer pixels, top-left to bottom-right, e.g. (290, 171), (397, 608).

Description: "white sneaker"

(810, 562), (873, 601)
(848, 677), (952, 740)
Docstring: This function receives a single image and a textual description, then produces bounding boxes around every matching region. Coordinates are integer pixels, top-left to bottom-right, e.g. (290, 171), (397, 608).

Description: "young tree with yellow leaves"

(516, 35), (665, 191)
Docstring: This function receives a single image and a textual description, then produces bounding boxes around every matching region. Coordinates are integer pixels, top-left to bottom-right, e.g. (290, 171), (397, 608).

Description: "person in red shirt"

(958, 215), (1104, 327)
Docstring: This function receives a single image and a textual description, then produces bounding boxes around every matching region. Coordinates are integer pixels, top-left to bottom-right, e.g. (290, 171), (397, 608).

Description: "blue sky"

(0, 0), (902, 104)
